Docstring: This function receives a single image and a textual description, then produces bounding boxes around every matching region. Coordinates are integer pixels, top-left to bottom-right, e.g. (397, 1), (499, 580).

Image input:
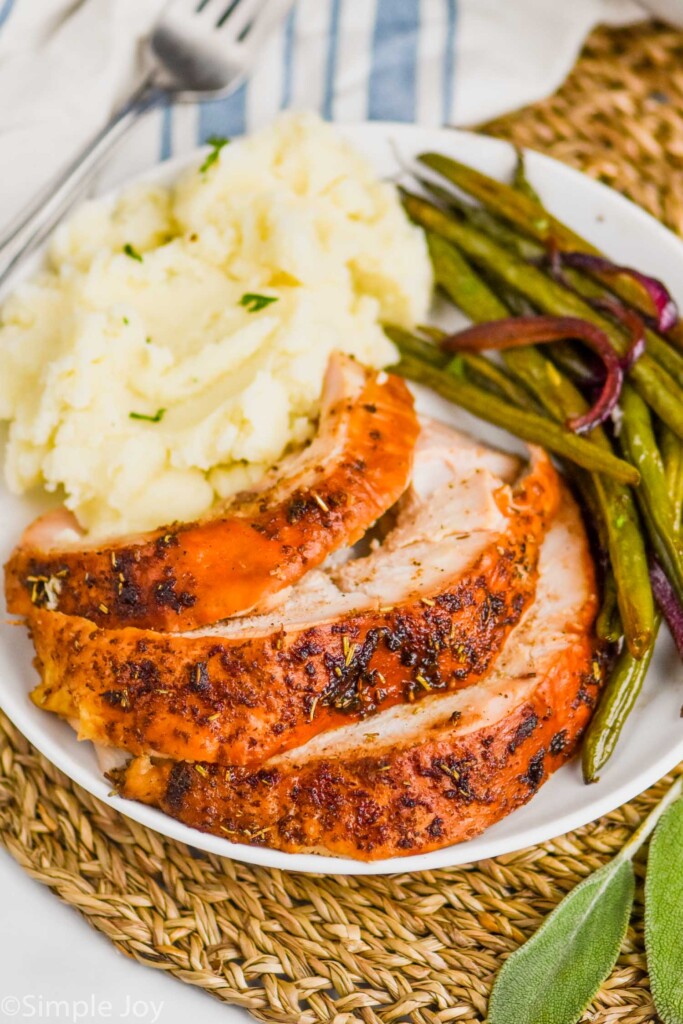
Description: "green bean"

(401, 165), (681, 770)
(417, 227), (653, 656)
(582, 647), (654, 783)
(597, 477), (655, 656)
(647, 335), (683, 389)
(389, 326), (521, 401)
(414, 323), (447, 344)
(595, 568), (621, 643)
(383, 324), (447, 368)
(557, 466), (622, 643)
(393, 348), (640, 485)
(425, 235), (534, 406)
(419, 177), (543, 261)
(419, 227), (652, 653)
(427, 188), (683, 386)
(553, 273), (683, 390)
(418, 150), (669, 324)
(500, 346), (572, 411)
(502, 355), (651, 656)
(662, 426), (683, 527)
(401, 190), (683, 440)
(499, 350), (651, 650)
(421, 174), (683, 384)
(619, 384), (683, 605)
(459, 352), (535, 407)
(562, 470), (622, 635)
(513, 149), (543, 204)
(498, 346), (652, 657)
(386, 322), (532, 407)
(621, 386), (672, 511)
(550, 260), (683, 389)
(402, 191), (634, 363)
(426, 231), (507, 322)
(419, 151), (563, 240)
(545, 340), (598, 387)
(583, 428), (683, 781)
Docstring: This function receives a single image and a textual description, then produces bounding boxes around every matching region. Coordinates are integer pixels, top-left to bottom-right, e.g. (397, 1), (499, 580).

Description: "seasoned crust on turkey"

(6, 354), (419, 631)
(110, 489), (600, 860)
(29, 423), (559, 766)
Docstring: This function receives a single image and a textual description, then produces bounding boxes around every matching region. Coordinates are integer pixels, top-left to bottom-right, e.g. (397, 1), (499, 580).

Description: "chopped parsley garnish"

(145, 336), (152, 344)
(123, 243), (143, 262)
(122, 317), (129, 325)
(129, 408), (166, 423)
(200, 135), (230, 173)
(239, 293), (279, 313)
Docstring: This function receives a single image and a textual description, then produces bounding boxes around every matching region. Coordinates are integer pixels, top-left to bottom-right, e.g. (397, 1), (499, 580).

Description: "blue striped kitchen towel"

(0, 0), (644, 229)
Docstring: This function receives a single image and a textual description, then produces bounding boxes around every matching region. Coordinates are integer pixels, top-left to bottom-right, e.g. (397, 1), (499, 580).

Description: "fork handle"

(0, 77), (166, 291)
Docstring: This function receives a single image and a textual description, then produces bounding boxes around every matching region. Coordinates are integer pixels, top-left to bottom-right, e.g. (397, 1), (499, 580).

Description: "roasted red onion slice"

(540, 252), (647, 376)
(440, 315), (623, 434)
(651, 557), (683, 660)
(559, 252), (678, 333)
(592, 297), (646, 373)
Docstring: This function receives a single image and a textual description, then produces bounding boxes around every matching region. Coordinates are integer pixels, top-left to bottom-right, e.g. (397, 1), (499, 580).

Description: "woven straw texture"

(2, 19), (683, 1024)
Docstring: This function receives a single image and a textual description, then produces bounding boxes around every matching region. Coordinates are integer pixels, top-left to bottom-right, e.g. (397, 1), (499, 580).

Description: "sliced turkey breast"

(28, 423), (559, 766)
(5, 353), (419, 631)
(110, 489), (600, 860)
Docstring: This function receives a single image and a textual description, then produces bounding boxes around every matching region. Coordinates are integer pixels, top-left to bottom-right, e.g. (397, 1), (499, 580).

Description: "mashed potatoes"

(0, 113), (431, 537)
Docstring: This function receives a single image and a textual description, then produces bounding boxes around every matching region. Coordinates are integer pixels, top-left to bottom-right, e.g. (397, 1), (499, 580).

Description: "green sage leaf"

(488, 858), (635, 1024)
(646, 795), (683, 1024)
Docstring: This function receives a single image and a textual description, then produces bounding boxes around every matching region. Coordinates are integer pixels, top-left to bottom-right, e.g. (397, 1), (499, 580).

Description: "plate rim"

(2, 119), (683, 876)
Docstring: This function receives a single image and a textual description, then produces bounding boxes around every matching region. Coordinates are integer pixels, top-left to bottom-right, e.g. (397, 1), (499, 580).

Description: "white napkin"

(0, 1), (165, 228)
(0, 0), (653, 232)
(450, 0), (643, 125)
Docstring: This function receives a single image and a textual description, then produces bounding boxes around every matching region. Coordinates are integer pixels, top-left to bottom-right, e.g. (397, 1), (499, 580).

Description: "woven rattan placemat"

(2, 20), (683, 1024)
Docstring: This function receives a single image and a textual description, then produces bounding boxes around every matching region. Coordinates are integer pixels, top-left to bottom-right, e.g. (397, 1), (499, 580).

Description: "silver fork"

(0, 0), (294, 290)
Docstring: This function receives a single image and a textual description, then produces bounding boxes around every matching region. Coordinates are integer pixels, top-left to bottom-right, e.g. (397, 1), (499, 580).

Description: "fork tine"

(215, 0), (241, 27)
(157, 0), (220, 24)
(234, 0), (294, 50)
(152, 0), (295, 95)
(218, 0), (265, 37)
(196, 0), (227, 17)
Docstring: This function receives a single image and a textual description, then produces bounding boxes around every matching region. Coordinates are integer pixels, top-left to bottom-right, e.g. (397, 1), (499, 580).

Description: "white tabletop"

(0, 848), (249, 1024)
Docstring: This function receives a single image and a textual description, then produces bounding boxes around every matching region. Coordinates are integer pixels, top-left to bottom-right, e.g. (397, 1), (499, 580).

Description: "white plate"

(2, 122), (683, 877)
